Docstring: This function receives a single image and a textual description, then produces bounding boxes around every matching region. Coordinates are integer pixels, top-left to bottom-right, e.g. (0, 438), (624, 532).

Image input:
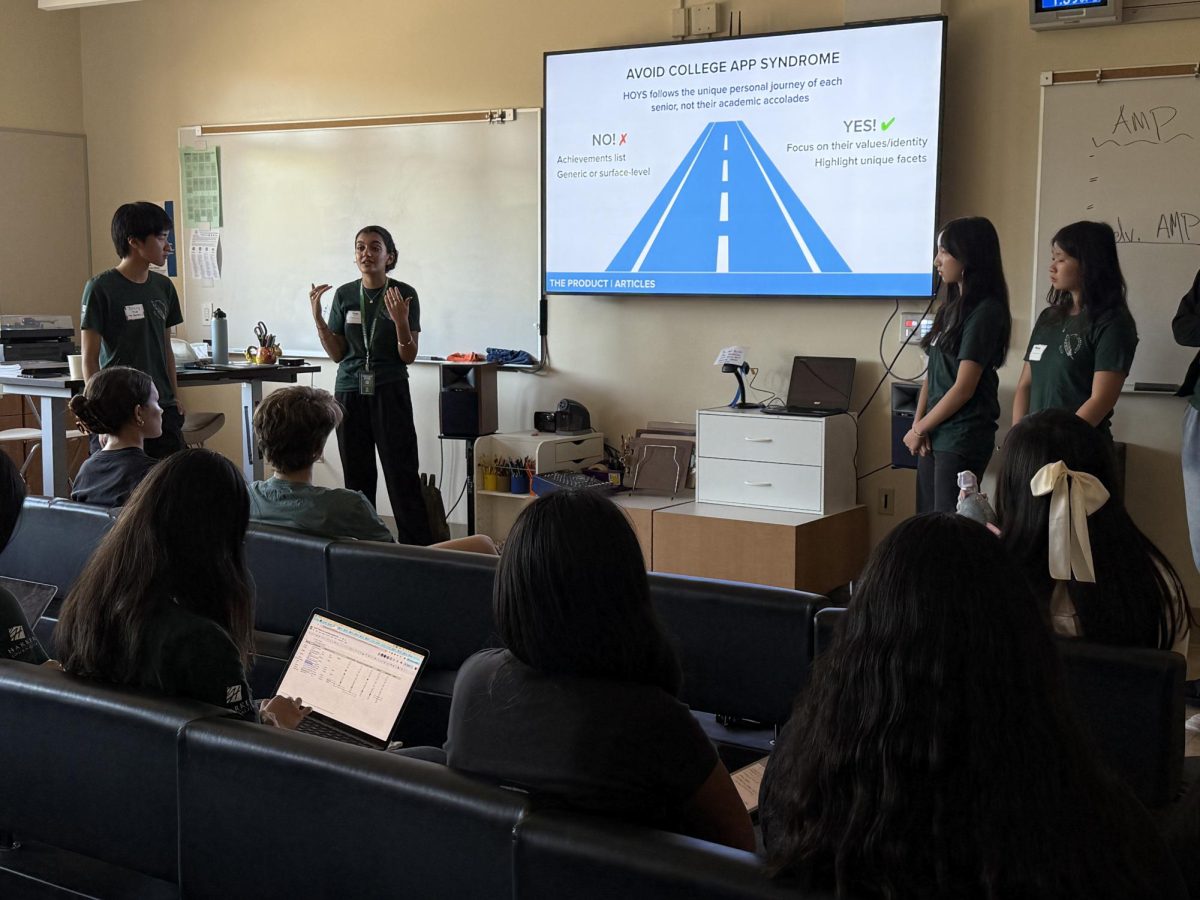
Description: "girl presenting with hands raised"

(309, 225), (432, 545)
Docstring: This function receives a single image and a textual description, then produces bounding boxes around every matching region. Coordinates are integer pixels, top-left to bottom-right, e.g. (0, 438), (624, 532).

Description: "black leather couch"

(0, 660), (816, 899)
(9, 499), (829, 754)
(0, 661), (226, 897)
(0, 497), (117, 656)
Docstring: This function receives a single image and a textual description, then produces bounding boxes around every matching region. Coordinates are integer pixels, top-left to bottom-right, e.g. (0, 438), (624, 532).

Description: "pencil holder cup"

(495, 472), (510, 492)
(482, 471), (498, 492)
(510, 472), (529, 494)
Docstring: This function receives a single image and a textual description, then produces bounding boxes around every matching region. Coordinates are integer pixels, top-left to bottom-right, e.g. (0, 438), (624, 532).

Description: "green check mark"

(881, 116), (896, 131)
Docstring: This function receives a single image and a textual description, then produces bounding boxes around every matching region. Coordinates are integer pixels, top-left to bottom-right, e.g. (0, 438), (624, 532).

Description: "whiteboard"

(1035, 73), (1200, 389)
(177, 110), (542, 361)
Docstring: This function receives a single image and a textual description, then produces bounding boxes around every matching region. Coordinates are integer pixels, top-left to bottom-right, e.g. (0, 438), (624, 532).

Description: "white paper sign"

(714, 345), (746, 367)
(189, 229), (221, 281)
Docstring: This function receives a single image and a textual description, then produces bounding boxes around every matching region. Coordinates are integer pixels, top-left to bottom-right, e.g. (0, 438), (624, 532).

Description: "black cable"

(856, 277), (941, 422)
(445, 476), (469, 518)
(856, 462), (892, 481)
(745, 367), (781, 407)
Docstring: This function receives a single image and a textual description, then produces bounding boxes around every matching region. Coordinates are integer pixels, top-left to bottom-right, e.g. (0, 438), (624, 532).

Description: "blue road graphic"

(606, 121), (849, 275)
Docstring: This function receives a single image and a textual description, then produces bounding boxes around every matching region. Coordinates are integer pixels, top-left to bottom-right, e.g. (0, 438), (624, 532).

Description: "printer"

(0, 315), (77, 363)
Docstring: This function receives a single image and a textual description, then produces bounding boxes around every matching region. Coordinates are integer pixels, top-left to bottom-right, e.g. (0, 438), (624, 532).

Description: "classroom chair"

(182, 411), (225, 448)
(0, 396), (88, 486)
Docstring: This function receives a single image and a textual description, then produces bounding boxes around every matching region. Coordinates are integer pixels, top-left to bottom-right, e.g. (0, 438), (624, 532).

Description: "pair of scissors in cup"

(254, 321), (270, 347)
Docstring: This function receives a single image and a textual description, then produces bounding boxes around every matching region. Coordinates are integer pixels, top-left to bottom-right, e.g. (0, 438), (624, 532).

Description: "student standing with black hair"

(80, 202), (185, 458)
(308, 226), (432, 545)
(903, 217), (1011, 512)
(1013, 220), (1137, 437)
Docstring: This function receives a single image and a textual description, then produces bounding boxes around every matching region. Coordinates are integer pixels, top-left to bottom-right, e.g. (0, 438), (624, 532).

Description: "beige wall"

(0, 2), (83, 133)
(37, 0), (1198, 597)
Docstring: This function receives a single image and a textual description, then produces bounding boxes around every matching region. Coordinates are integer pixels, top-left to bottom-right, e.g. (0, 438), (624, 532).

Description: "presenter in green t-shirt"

(903, 218), (1012, 512)
(1012, 221), (1138, 439)
(80, 202), (185, 458)
(308, 225), (432, 545)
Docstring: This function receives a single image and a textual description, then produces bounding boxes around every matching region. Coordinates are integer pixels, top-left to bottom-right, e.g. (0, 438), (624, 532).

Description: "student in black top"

(0, 450), (49, 665)
(56, 449), (310, 727)
(904, 217), (1012, 512)
(1013, 220), (1138, 438)
(69, 366), (160, 507)
(758, 514), (1185, 900)
(445, 490), (753, 851)
(995, 408), (1191, 655)
(308, 225), (432, 545)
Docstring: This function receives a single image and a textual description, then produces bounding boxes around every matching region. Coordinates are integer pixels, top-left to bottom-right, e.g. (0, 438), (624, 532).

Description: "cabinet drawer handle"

(744, 481), (772, 487)
(744, 437), (774, 443)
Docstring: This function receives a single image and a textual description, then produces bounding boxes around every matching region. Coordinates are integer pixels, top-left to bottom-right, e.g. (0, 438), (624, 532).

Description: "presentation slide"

(544, 19), (945, 298)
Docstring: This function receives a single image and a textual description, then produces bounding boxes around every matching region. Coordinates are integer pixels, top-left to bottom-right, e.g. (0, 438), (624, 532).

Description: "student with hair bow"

(994, 408), (1190, 655)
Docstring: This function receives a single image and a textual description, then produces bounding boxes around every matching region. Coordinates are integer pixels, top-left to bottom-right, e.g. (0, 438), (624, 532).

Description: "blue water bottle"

(211, 308), (228, 365)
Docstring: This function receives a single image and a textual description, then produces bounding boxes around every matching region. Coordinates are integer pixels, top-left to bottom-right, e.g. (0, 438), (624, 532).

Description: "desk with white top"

(0, 363), (321, 497)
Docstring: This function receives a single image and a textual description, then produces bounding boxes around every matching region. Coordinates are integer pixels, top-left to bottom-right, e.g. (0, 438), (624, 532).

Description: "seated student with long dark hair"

(69, 365), (161, 507)
(759, 514), (1184, 899)
(56, 449), (309, 727)
(0, 451), (49, 665)
(445, 490), (754, 851)
(250, 386), (495, 553)
(995, 407), (1190, 656)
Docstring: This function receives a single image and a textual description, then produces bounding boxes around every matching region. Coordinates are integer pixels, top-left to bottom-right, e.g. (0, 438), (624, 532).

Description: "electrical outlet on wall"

(201, 303), (213, 325)
(900, 312), (933, 344)
(877, 487), (895, 515)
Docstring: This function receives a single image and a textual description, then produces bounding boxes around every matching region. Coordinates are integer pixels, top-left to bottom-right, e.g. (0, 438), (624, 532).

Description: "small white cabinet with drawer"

(696, 408), (855, 514)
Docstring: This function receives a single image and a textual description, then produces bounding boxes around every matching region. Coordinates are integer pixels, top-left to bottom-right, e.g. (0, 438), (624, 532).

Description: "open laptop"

(0, 575), (57, 626)
(761, 356), (856, 418)
(274, 609), (428, 749)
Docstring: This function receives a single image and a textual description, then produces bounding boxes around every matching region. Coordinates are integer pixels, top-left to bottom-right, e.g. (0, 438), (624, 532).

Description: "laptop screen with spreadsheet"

(275, 610), (427, 743)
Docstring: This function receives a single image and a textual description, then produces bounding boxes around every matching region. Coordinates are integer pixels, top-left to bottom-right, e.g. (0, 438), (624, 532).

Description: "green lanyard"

(358, 280), (386, 372)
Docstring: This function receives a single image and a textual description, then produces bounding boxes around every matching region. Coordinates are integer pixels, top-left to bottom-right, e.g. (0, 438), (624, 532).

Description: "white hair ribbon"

(1029, 461), (1110, 583)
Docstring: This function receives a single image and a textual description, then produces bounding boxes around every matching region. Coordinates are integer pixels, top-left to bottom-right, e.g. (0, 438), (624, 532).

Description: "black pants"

(916, 448), (991, 514)
(336, 379), (432, 546)
(87, 404), (184, 459)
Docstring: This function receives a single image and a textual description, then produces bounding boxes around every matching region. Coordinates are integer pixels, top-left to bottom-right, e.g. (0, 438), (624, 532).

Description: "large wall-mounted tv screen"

(543, 17), (946, 298)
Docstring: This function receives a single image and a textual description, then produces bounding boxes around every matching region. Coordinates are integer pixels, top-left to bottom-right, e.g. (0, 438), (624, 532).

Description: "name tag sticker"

(124, 304), (145, 321)
(346, 310), (362, 325)
(1029, 344), (1047, 361)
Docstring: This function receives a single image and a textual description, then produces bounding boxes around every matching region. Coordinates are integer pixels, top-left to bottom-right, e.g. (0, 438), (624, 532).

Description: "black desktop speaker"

(890, 382), (920, 471)
(439, 363), (498, 438)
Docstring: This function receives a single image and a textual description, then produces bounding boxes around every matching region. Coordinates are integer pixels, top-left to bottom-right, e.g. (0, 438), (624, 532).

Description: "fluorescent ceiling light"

(39, 0), (144, 10)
